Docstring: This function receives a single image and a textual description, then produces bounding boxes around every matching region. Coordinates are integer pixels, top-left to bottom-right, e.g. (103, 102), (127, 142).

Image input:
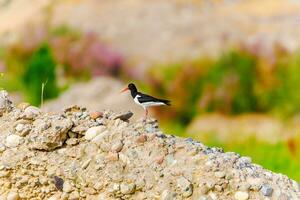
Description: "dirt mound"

(0, 90), (299, 200)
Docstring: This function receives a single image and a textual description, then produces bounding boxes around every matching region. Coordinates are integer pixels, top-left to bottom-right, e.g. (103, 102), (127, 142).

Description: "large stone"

(28, 114), (73, 150)
(84, 126), (106, 141)
(5, 134), (22, 148)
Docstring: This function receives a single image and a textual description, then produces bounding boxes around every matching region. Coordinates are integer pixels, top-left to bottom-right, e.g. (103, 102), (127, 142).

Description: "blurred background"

(1, 0), (300, 181)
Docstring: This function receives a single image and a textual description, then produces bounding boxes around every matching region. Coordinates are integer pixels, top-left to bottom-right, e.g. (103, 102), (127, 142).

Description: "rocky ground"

(0, 90), (299, 200)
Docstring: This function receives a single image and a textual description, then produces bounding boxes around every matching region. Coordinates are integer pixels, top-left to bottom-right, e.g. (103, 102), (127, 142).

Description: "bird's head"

(121, 83), (137, 93)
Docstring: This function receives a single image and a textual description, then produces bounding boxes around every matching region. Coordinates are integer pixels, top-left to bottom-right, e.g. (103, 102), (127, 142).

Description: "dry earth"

(0, 91), (299, 200)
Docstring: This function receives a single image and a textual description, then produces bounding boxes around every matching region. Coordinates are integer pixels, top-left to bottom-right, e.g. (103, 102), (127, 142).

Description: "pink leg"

(144, 108), (148, 120)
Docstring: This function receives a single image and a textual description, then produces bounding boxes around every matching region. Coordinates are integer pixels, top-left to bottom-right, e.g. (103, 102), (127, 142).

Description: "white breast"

(133, 95), (165, 109)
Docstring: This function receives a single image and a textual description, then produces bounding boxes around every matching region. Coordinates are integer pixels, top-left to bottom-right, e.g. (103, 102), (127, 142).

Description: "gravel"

(0, 90), (299, 199)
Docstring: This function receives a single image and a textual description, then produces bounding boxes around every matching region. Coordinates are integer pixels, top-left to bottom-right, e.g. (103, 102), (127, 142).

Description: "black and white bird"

(121, 83), (170, 119)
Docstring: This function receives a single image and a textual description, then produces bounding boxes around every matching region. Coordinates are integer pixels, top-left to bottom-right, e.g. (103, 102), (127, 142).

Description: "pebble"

(120, 182), (136, 194)
(23, 106), (40, 118)
(278, 193), (290, 200)
(85, 187), (96, 195)
(111, 141), (123, 152)
(0, 143), (5, 152)
(214, 171), (226, 178)
(107, 152), (119, 161)
(81, 159), (91, 169)
(156, 156), (165, 164)
(200, 185), (210, 194)
(260, 184), (273, 197)
(161, 190), (176, 200)
(5, 134), (22, 148)
(63, 181), (73, 193)
(0, 171), (9, 177)
(47, 193), (61, 200)
(234, 191), (249, 200)
(7, 191), (19, 200)
(113, 111), (133, 121)
(17, 102), (30, 110)
(15, 124), (24, 132)
(66, 138), (79, 146)
(84, 126), (105, 140)
(90, 111), (103, 119)
(136, 134), (147, 143)
(54, 176), (64, 191)
(94, 182), (104, 190)
(177, 176), (193, 197)
(69, 191), (80, 200)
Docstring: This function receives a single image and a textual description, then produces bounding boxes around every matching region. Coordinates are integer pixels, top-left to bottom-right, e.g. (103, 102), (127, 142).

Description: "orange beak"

(120, 87), (129, 93)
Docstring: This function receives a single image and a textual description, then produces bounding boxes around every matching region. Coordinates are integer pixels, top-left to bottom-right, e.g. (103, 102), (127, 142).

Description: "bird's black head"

(127, 83), (138, 97)
(128, 83), (137, 91)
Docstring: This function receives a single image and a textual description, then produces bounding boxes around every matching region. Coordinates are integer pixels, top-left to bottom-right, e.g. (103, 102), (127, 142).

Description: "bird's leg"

(143, 108), (148, 121)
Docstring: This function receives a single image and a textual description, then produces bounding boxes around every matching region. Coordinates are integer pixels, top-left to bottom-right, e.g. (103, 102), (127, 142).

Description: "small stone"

(17, 102), (30, 110)
(69, 191), (80, 200)
(113, 111), (133, 121)
(84, 187), (96, 195)
(136, 134), (147, 143)
(47, 193), (61, 200)
(94, 182), (104, 190)
(0, 171), (9, 177)
(23, 106), (40, 119)
(177, 176), (193, 197)
(278, 193), (290, 200)
(15, 124), (24, 132)
(111, 141), (123, 152)
(161, 190), (176, 200)
(66, 138), (79, 146)
(200, 185), (210, 194)
(107, 152), (119, 161)
(5, 134), (22, 148)
(0, 143), (6, 152)
(120, 182), (136, 194)
(156, 156), (164, 164)
(214, 171), (226, 178)
(90, 111), (103, 119)
(15, 123), (30, 136)
(81, 159), (91, 169)
(239, 183), (250, 192)
(260, 184), (273, 197)
(234, 191), (249, 200)
(63, 181), (73, 193)
(7, 191), (19, 200)
(54, 176), (64, 191)
(0, 194), (6, 200)
(85, 126), (105, 141)
(247, 177), (262, 191)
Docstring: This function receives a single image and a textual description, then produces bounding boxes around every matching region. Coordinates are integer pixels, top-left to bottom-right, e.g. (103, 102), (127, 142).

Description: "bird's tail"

(160, 99), (171, 106)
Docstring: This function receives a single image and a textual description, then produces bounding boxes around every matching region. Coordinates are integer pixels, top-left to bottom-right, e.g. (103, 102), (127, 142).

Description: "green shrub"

(23, 43), (59, 105)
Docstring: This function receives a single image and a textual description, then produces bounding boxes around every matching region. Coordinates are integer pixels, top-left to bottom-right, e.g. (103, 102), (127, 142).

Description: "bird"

(121, 83), (170, 119)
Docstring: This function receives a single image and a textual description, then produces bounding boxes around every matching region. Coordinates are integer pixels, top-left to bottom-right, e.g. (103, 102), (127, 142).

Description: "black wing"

(137, 92), (171, 105)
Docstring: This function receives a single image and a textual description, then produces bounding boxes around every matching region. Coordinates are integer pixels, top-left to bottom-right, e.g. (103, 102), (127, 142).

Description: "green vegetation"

(0, 25), (123, 106)
(146, 49), (300, 182)
(23, 44), (59, 105)
(147, 49), (300, 121)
